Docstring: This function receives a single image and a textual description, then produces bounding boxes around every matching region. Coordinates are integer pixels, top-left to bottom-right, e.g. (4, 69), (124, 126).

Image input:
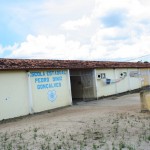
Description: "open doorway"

(70, 76), (83, 99)
(70, 70), (96, 103)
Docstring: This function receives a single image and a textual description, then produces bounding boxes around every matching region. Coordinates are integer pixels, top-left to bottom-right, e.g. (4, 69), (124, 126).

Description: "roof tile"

(0, 58), (149, 70)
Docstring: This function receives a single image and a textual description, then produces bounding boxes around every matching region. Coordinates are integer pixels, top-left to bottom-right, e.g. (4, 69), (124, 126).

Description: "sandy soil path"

(0, 93), (150, 150)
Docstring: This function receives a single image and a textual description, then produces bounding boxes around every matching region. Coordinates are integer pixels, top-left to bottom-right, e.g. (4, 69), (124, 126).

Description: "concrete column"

(67, 70), (73, 105)
(27, 72), (34, 114)
(114, 69), (118, 94)
(127, 69), (131, 91)
(94, 69), (98, 100)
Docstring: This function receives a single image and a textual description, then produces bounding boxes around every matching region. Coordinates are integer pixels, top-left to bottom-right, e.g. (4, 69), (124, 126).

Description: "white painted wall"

(0, 71), (29, 120)
(95, 68), (143, 98)
(140, 69), (150, 87)
(115, 69), (129, 93)
(29, 69), (72, 113)
(0, 69), (72, 121)
(0, 67), (149, 121)
(128, 69), (141, 90)
(96, 69), (116, 97)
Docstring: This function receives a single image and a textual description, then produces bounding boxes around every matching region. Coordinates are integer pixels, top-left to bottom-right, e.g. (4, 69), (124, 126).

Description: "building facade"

(0, 59), (150, 121)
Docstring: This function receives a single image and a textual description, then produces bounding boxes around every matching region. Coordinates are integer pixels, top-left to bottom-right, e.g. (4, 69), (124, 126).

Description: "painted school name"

(30, 71), (66, 90)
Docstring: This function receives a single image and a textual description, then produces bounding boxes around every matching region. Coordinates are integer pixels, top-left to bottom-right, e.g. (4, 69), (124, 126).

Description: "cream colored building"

(0, 59), (150, 121)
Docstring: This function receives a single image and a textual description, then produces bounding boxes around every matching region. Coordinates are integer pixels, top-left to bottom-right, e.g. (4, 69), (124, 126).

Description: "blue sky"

(0, 0), (150, 61)
(101, 9), (127, 27)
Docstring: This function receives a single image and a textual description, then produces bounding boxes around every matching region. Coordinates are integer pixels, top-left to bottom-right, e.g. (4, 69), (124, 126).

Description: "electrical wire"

(125, 53), (150, 62)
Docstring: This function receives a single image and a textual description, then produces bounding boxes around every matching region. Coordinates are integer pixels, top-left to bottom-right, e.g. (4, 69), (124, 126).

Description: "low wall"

(140, 87), (150, 111)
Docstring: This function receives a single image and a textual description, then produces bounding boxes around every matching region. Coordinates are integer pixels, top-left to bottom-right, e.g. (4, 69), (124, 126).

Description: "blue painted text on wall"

(30, 70), (66, 77)
(30, 70), (66, 90)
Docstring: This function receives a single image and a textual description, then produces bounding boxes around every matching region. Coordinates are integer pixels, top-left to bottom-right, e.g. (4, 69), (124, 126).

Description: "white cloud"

(8, 26), (150, 61)
(92, 0), (150, 19)
(2, 0), (150, 61)
(60, 0), (150, 62)
(90, 26), (150, 60)
(2, 0), (95, 37)
(42, 0), (94, 16)
(61, 16), (91, 30)
(10, 34), (91, 60)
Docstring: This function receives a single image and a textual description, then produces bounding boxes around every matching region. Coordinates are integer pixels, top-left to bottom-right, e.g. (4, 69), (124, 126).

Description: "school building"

(0, 59), (150, 121)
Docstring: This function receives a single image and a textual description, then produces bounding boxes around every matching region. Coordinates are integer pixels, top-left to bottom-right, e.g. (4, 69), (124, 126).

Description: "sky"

(0, 0), (150, 62)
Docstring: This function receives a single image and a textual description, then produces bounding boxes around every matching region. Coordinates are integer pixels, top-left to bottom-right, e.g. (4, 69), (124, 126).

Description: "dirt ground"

(0, 93), (150, 150)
